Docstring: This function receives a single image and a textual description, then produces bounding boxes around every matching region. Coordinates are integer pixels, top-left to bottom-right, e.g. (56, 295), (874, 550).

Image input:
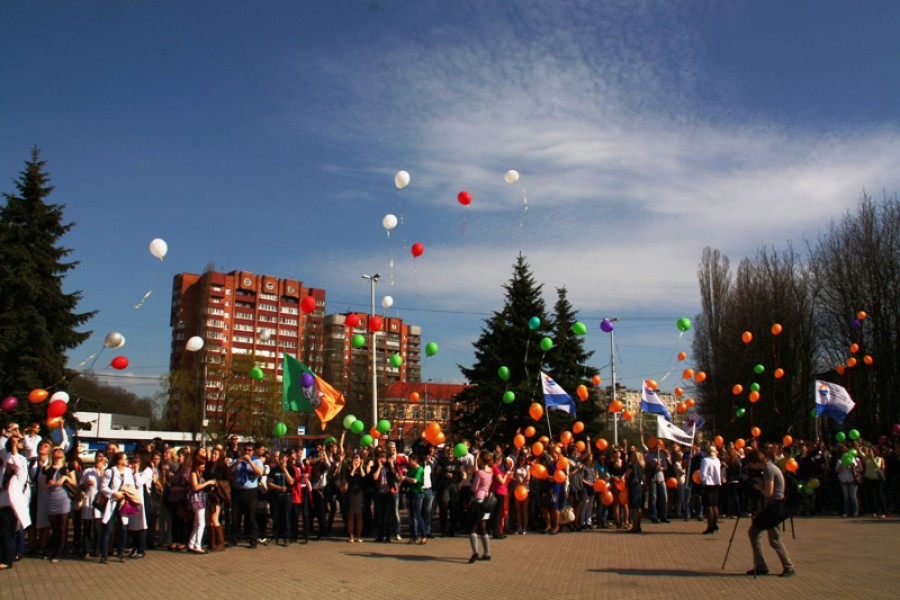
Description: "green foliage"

(0, 148), (95, 429)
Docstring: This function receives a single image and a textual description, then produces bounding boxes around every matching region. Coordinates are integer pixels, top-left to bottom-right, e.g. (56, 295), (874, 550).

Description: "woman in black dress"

(343, 453), (368, 543)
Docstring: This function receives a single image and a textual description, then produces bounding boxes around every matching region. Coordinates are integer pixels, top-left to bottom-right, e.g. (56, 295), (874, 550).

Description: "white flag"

(656, 415), (694, 447)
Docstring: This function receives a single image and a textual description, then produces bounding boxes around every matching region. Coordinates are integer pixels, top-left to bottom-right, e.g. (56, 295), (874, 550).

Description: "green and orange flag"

(282, 353), (345, 430)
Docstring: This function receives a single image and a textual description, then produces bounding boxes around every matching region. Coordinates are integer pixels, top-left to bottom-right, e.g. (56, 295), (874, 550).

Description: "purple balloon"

(1, 395), (17, 412)
(850, 319), (860, 330)
(600, 319), (615, 333)
(300, 373), (315, 388)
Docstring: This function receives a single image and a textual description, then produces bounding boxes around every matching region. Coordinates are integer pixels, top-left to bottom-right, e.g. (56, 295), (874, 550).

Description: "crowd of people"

(1, 418), (897, 571)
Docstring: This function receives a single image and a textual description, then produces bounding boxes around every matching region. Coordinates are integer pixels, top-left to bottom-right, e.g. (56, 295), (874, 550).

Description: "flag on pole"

(541, 372), (577, 417)
(815, 380), (856, 424)
(641, 381), (672, 422)
(657, 415), (695, 446)
(682, 407), (705, 435)
(282, 353), (346, 429)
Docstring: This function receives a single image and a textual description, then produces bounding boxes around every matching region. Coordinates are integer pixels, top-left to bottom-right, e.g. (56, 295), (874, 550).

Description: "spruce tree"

(0, 147), (95, 427)
(455, 254), (550, 443)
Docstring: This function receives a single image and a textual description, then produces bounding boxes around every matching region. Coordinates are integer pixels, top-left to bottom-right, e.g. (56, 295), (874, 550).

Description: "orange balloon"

(530, 463), (548, 480)
(369, 427), (381, 439)
(849, 343), (860, 354)
(591, 374), (602, 386)
(600, 491), (614, 506)
(742, 331), (753, 344)
(783, 435), (793, 447)
(556, 456), (569, 470)
(29, 388), (49, 404)
(539, 436), (550, 445)
(734, 438), (746, 450)
(676, 402), (687, 414)
(694, 371), (707, 383)
(532, 441), (545, 457)
(682, 368), (695, 380)
(836, 364), (846, 375)
(749, 391), (760, 403)
(771, 323), (783, 336)
(863, 355), (873, 365)
(685, 398), (695, 408)
(514, 486), (529, 501)
(615, 479), (626, 491)
(560, 431), (573, 446)
(714, 435), (724, 447)
(857, 311), (867, 320)
(647, 436), (659, 450)
(529, 402), (544, 421)
(609, 400), (623, 413)
(674, 387), (684, 398)
(618, 491), (628, 504)
(46, 416), (63, 429)
(622, 410), (633, 421)
(593, 479), (608, 494)
(514, 434), (526, 449)
(774, 368), (785, 379)
(751, 427), (761, 438)
(595, 438), (608, 451)
(553, 469), (567, 484)
(785, 458), (799, 473)
(732, 384), (743, 396)
(409, 392), (420, 403)
(677, 351), (687, 361)
(572, 421), (585, 434)
(575, 441), (586, 453)
(692, 471), (701, 484)
(434, 432), (446, 445)
(525, 426), (536, 438)
(847, 357), (857, 368)
(645, 379), (658, 391)
(577, 384), (589, 401)
(426, 421), (441, 437)
(666, 477), (678, 489)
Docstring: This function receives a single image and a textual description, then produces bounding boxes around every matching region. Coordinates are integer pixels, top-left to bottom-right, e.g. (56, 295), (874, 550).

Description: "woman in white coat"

(1, 435), (32, 569)
(79, 453), (107, 559)
(128, 451), (154, 558)
(99, 451), (136, 564)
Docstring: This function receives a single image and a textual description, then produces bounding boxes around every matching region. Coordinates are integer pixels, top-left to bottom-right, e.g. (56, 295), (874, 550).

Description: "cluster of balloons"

(423, 421), (445, 445)
(20, 388), (71, 427)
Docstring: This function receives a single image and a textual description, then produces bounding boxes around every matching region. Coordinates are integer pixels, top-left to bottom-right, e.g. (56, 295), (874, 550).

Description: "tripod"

(721, 513), (742, 572)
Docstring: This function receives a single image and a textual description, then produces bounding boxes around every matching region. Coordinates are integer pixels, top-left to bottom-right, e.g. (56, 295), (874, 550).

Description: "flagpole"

(362, 273), (381, 429)
(609, 321), (619, 447)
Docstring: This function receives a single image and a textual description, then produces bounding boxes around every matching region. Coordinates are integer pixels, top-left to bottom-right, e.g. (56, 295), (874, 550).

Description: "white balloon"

(149, 238), (168, 261)
(103, 331), (125, 349)
(394, 170), (410, 190)
(258, 329), (272, 342)
(382, 214), (398, 230)
(504, 170), (520, 184)
(185, 336), (204, 352)
(381, 295), (394, 309)
(50, 391), (70, 404)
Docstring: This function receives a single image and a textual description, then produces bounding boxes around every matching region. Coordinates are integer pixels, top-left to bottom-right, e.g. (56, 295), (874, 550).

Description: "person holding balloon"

(0, 431), (30, 570)
(835, 444), (862, 518)
(510, 453), (530, 534)
(401, 453), (426, 544)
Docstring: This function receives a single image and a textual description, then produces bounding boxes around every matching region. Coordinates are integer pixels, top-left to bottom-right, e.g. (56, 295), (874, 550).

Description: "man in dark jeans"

(229, 443), (264, 548)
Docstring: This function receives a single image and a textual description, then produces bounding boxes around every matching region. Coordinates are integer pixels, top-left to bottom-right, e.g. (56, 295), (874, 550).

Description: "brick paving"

(2, 516), (898, 599)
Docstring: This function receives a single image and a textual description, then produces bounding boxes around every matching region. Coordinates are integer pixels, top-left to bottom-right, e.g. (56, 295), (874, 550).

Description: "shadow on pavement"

(343, 551), (467, 564)
(588, 568), (745, 578)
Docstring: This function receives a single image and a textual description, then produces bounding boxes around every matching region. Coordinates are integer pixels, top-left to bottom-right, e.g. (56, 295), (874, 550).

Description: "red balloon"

(47, 399), (67, 419)
(111, 356), (129, 370)
(367, 315), (383, 333)
(301, 296), (317, 314)
(345, 313), (361, 328)
(457, 191), (472, 206)
(411, 243), (424, 258)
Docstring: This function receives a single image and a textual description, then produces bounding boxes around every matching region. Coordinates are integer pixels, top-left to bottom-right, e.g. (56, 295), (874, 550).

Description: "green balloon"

(848, 429), (860, 440)
(750, 382), (760, 392)
(425, 342), (439, 357)
(376, 419), (391, 434)
(572, 321), (587, 336)
(343, 415), (357, 429)
(848, 448), (858, 458)
(390, 353), (403, 368)
(736, 407), (746, 418)
(753, 364), (765, 375)
(676, 317), (692, 332)
(835, 431), (846, 443)
(324, 436), (337, 445)
(250, 367), (264, 381)
(360, 434), (374, 447)
(540, 337), (553, 352)
(497, 366), (510, 381)
(802, 485), (815, 496)
(528, 316), (541, 331)
(351, 334), (366, 349)
(274, 422), (287, 438)
(453, 443), (468, 458)
(810, 407), (818, 418)
(502, 391), (515, 404)
(841, 453), (853, 467)
(350, 420), (365, 435)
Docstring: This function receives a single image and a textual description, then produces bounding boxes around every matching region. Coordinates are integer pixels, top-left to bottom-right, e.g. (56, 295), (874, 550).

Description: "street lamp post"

(362, 273), (381, 428)
(607, 318), (619, 446)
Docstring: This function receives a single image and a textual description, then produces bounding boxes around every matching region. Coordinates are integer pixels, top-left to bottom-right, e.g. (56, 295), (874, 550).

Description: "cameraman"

(744, 449), (795, 577)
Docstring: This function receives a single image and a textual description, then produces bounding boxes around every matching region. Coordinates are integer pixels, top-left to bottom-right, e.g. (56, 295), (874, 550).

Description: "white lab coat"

(100, 466), (135, 525)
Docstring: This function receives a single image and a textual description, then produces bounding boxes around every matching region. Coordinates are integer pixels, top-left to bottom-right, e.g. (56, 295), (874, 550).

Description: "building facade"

(378, 381), (468, 442)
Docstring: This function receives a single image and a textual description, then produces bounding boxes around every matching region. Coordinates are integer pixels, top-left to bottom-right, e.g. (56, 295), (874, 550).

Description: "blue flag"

(641, 381), (672, 422)
(815, 380), (855, 424)
(541, 372), (577, 417)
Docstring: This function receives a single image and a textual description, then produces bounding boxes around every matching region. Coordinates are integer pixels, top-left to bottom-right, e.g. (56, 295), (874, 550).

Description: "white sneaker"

(394, 535), (402, 541)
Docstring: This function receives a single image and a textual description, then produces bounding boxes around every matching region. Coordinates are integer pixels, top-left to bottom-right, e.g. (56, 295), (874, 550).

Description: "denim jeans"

(421, 489), (435, 538)
(392, 492), (402, 537)
(407, 493), (425, 540)
(648, 479), (668, 520)
(840, 480), (859, 516)
(100, 509), (128, 559)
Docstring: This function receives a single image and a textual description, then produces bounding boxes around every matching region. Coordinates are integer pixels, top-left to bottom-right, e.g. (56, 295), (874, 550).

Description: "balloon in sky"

(343, 414), (357, 429)
(29, 389), (49, 404)
(411, 243), (424, 258)
(350, 420), (365, 434)
(300, 372), (315, 388)
(504, 170), (520, 184)
(394, 170), (410, 189)
(381, 295), (394, 309)
(497, 366), (510, 381)
(345, 313), (361, 328)
(274, 422), (287, 438)
(457, 191), (472, 206)
(104, 331), (125, 349)
(149, 238), (168, 261)
(111, 356), (129, 370)
(50, 391), (70, 404)
(528, 316), (541, 331)
(186, 336), (204, 352)
(600, 319), (615, 333)
(301, 296), (317, 314)
(250, 367), (264, 381)
(367, 316), (383, 332)
(676, 317), (692, 332)
(502, 391), (515, 404)
(425, 342), (439, 357)
(382, 214), (398, 231)
(540, 337), (553, 352)
(376, 419), (391, 434)
(259, 328), (272, 341)
(351, 334), (366, 349)
(571, 321), (587, 335)
(390, 354), (403, 368)
(1, 396), (18, 412)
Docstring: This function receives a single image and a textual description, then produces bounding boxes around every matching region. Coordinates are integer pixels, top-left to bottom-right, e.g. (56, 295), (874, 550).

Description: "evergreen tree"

(454, 254), (551, 443)
(0, 147), (95, 427)
(545, 286), (600, 435)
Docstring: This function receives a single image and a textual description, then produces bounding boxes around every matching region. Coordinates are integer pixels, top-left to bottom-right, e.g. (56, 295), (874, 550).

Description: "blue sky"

(2, 1), (899, 400)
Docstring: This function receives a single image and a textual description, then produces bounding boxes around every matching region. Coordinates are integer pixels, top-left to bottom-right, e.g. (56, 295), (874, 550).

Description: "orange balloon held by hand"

(514, 486), (529, 501)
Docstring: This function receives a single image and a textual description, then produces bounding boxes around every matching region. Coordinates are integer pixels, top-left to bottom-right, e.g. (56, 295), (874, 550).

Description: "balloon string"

(518, 182), (528, 230)
(523, 331), (532, 379)
(461, 207), (468, 235)
(658, 332), (686, 385)
(135, 289), (153, 310)
(386, 231), (395, 288)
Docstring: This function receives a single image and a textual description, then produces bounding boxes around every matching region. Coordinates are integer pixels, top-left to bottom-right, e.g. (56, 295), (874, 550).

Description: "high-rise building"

(169, 270), (326, 431)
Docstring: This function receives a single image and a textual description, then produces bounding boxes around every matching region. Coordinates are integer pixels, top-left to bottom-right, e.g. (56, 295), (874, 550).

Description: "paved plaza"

(2, 516), (898, 599)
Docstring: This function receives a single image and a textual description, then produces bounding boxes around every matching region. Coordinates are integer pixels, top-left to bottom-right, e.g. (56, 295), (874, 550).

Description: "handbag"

(120, 499), (141, 516)
(559, 505), (576, 525)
